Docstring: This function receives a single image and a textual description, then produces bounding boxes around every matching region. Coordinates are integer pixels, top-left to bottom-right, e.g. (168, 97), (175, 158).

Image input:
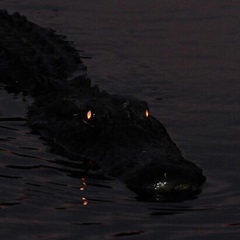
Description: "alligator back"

(0, 10), (87, 94)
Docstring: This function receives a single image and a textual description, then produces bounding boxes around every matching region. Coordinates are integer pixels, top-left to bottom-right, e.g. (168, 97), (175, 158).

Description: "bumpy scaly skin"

(0, 10), (87, 93)
(0, 10), (205, 201)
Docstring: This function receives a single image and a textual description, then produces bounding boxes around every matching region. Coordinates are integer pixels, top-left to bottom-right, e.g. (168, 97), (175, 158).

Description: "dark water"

(0, 1), (240, 239)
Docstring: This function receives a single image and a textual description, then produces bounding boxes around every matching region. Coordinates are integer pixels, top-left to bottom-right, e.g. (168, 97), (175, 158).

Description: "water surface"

(0, 1), (240, 239)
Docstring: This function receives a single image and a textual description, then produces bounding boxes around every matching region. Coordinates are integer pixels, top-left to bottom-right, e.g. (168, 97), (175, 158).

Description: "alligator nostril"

(164, 172), (167, 179)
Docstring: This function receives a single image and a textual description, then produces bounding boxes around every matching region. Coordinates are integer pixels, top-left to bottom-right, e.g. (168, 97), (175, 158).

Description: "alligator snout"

(125, 160), (205, 202)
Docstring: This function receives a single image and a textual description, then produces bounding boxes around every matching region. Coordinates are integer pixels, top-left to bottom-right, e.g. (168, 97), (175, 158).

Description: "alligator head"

(29, 82), (205, 202)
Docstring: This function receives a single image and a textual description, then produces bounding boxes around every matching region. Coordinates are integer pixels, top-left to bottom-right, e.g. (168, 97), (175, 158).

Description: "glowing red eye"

(86, 110), (92, 120)
(145, 109), (149, 117)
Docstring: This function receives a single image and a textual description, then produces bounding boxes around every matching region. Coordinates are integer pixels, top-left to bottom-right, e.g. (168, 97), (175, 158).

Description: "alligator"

(0, 10), (205, 202)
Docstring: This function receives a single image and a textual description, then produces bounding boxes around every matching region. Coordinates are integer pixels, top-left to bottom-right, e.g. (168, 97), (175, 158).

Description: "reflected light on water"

(80, 177), (88, 206)
(154, 181), (167, 190)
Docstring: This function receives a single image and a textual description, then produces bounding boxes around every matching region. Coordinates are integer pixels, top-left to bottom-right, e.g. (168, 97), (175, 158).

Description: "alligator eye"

(145, 109), (150, 117)
(86, 110), (92, 120)
(82, 107), (96, 124)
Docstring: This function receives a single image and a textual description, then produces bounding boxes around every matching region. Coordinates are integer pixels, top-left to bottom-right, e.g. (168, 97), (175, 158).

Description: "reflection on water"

(0, 1), (240, 239)
(80, 177), (88, 206)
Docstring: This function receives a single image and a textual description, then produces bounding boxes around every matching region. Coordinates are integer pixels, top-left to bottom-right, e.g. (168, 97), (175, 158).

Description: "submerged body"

(0, 10), (205, 201)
